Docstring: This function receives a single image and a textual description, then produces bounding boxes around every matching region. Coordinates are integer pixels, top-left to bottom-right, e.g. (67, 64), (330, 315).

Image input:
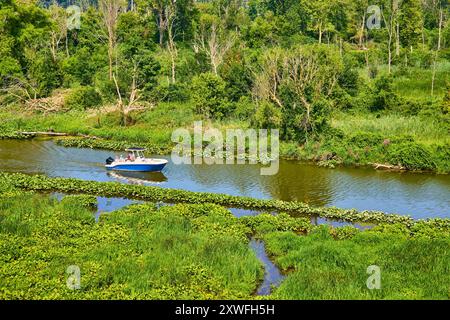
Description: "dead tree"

(165, 1), (178, 84)
(112, 62), (153, 126)
(49, 3), (68, 61)
(99, 0), (125, 80)
(193, 23), (235, 75)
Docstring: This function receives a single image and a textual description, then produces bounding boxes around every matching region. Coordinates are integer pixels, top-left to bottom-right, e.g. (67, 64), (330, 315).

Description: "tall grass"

(392, 61), (450, 100)
(0, 194), (262, 299)
(331, 113), (449, 145)
(3, 102), (198, 145)
(264, 226), (450, 299)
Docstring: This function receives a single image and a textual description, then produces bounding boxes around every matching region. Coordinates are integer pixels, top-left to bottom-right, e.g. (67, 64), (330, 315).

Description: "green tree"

(253, 45), (343, 141)
(0, 0), (54, 97)
(191, 72), (229, 119)
(399, 0), (424, 49)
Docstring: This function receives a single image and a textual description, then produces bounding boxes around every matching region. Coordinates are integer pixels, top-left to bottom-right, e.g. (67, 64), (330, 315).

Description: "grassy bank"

(1, 102), (448, 173)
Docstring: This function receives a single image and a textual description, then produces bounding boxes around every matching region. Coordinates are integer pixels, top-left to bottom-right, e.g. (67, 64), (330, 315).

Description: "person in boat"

(126, 152), (135, 162)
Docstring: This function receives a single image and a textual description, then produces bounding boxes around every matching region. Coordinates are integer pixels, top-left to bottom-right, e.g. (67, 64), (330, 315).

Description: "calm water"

(0, 138), (449, 219)
(249, 239), (285, 295)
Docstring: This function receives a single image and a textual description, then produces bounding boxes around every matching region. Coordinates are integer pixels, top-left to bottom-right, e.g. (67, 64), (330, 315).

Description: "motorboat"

(105, 148), (168, 172)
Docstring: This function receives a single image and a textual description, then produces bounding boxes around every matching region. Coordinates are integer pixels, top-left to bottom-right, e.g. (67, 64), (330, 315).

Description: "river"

(0, 138), (449, 219)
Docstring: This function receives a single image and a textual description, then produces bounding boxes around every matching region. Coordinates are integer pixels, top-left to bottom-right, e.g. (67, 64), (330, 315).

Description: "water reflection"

(107, 171), (168, 185)
(0, 138), (449, 219)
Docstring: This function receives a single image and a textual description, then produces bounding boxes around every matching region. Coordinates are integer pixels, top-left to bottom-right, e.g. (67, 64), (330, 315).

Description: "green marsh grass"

(331, 113), (449, 145)
(0, 193), (263, 299)
(264, 226), (450, 299)
(392, 61), (450, 100)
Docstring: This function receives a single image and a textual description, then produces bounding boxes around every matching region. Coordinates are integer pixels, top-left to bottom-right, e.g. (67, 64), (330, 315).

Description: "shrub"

(191, 73), (229, 119)
(154, 83), (190, 103)
(346, 131), (384, 148)
(387, 142), (437, 171)
(370, 74), (399, 111)
(65, 86), (102, 110)
(441, 82), (450, 115)
(253, 101), (282, 129)
(408, 48), (434, 68)
(433, 143), (450, 173)
(233, 96), (255, 120)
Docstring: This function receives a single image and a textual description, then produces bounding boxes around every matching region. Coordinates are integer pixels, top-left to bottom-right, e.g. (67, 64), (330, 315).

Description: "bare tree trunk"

(166, 3), (177, 83)
(112, 73), (125, 125)
(66, 34), (70, 57)
(438, 6), (443, 51)
(108, 38), (114, 80)
(359, 13), (366, 48)
(431, 51), (437, 97)
(395, 22), (400, 56)
(431, 6), (443, 97)
(318, 22), (323, 44)
(50, 37), (57, 62)
(382, 9), (394, 74)
(99, 0), (125, 81)
(194, 23), (234, 76)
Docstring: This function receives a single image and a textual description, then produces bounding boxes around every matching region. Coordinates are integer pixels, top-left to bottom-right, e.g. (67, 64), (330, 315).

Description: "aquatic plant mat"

(3, 172), (448, 227)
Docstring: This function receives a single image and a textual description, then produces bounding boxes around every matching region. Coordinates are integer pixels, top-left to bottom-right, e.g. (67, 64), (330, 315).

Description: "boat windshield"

(134, 150), (144, 159)
(124, 148), (146, 160)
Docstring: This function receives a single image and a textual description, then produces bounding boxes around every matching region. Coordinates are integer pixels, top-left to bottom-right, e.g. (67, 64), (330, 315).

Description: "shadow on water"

(249, 238), (284, 296)
(107, 171), (168, 185)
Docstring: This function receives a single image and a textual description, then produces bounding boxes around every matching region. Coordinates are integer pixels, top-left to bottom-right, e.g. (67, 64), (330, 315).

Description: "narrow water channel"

(51, 193), (285, 296)
(249, 239), (285, 296)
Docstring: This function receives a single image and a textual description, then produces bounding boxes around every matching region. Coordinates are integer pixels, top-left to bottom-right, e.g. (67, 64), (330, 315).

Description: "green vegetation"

(1, 0), (449, 301)
(1, 181), (449, 299)
(4, 172), (450, 227)
(0, 194), (263, 299)
(0, 0), (449, 173)
(265, 225), (450, 299)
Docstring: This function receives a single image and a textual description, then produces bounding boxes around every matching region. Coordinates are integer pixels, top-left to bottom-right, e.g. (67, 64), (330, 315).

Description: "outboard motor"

(106, 157), (115, 165)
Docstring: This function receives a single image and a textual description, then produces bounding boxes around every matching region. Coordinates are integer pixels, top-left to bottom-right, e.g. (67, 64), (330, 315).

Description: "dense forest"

(0, 0), (449, 171)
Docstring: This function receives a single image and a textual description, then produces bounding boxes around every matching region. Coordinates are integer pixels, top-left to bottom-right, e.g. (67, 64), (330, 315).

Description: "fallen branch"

(18, 131), (101, 139)
(369, 162), (406, 171)
(20, 131), (69, 136)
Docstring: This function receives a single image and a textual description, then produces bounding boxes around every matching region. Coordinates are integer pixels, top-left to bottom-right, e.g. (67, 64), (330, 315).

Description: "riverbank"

(1, 104), (448, 173)
(1, 183), (449, 299)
